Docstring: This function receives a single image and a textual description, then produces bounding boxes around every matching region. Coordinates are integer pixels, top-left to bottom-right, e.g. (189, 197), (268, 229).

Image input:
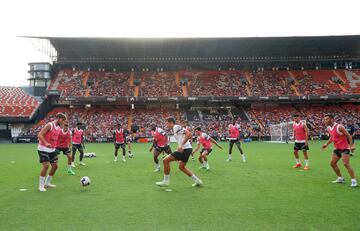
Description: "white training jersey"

(173, 125), (192, 149)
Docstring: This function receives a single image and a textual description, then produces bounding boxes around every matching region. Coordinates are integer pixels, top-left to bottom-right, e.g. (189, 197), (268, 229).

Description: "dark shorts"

(56, 147), (71, 155)
(333, 149), (350, 158)
(155, 145), (172, 154)
(72, 144), (84, 152)
(126, 138), (132, 143)
(171, 148), (192, 163)
(294, 142), (309, 151)
(200, 148), (213, 155)
(229, 139), (240, 145)
(115, 142), (126, 149)
(38, 150), (58, 164)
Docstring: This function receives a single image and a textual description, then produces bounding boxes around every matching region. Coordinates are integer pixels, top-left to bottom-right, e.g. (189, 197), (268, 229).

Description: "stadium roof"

(25, 36), (360, 64)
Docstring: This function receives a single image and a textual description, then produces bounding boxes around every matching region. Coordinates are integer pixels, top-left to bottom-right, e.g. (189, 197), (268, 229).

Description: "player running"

(56, 122), (75, 175)
(192, 127), (222, 170)
(322, 114), (357, 187)
(227, 119), (246, 162)
(292, 114), (310, 170)
(113, 124), (129, 162)
(150, 126), (172, 172)
(71, 123), (86, 167)
(156, 117), (202, 187)
(37, 113), (66, 192)
(184, 123), (195, 160)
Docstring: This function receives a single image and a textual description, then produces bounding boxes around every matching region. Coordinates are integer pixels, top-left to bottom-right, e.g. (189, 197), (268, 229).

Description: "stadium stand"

(0, 86), (40, 118)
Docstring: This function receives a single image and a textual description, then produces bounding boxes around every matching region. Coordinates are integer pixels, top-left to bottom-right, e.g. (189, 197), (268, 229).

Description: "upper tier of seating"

(49, 69), (360, 98)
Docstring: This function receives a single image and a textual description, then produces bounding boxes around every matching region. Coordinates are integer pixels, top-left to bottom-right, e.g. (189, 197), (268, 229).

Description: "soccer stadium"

(1, 2), (360, 230)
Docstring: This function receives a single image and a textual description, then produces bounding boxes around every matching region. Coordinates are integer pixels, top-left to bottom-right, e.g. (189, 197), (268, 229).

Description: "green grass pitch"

(0, 141), (359, 231)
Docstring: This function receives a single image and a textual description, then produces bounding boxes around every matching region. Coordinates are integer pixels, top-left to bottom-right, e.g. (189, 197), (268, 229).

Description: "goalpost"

(267, 120), (306, 143)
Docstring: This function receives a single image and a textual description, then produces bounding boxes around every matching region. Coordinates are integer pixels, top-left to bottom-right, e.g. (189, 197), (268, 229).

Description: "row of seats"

(0, 87), (39, 117)
(49, 69), (360, 97)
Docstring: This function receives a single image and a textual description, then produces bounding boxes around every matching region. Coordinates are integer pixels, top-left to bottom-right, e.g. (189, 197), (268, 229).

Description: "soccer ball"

(129, 153), (134, 158)
(80, 176), (91, 186)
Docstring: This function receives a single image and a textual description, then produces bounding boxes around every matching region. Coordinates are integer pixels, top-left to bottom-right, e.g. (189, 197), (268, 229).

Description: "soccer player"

(37, 113), (66, 192)
(192, 127), (222, 170)
(113, 124), (128, 162)
(345, 122), (356, 156)
(56, 122), (75, 175)
(156, 117), (202, 187)
(322, 114), (357, 187)
(126, 132), (134, 158)
(185, 123), (195, 161)
(150, 126), (172, 172)
(292, 114), (310, 170)
(71, 122), (86, 167)
(227, 119), (246, 162)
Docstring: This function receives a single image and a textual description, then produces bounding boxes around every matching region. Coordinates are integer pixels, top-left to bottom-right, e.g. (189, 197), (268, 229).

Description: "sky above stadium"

(0, 0), (359, 87)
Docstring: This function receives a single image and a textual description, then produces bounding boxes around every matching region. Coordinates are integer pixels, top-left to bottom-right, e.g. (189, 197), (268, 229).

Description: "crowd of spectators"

(49, 69), (360, 98)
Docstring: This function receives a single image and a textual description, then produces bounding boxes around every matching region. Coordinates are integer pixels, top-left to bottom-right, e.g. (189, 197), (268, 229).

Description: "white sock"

(45, 175), (52, 185)
(304, 159), (309, 166)
(295, 159), (300, 164)
(228, 154), (232, 159)
(191, 174), (199, 182)
(164, 174), (170, 182)
(39, 176), (46, 188)
(242, 154), (246, 159)
(352, 179), (357, 182)
(203, 161), (208, 167)
(68, 165), (72, 170)
(156, 163), (160, 168)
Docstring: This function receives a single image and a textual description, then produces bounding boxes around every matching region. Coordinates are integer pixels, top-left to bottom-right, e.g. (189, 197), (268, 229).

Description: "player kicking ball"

(56, 122), (75, 175)
(192, 127), (222, 170)
(156, 117), (202, 187)
(37, 113), (66, 192)
(150, 126), (172, 172)
(322, 114), (357, 187)
(292, 114), (310, 170)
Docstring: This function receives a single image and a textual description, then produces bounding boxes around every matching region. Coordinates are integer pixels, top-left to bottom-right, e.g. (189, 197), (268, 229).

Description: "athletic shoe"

(304, 166), (310, 170)
(79, 162), (86, 166)
(293, 163), (302, 168)
(122, 157), (126, 162)
(39, 187), (46, 192)
(129, 154), (133, 158)
(192, 179), (203, 187)
(155, 181), (169, 187)
(332, 177), (345, 184)
(242, 157), (247, 163)
(114, 157), (118, 162)
(206, 165), (210, 170)
(351, 181), (358, 188)
(154, 168), (160, 172)
(44, 183), (56, 188)
(67, 169), (75, 175)
(199, 166), (206, 169)
(226, 158), (232, 162)
(71, 162), (76, 168)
